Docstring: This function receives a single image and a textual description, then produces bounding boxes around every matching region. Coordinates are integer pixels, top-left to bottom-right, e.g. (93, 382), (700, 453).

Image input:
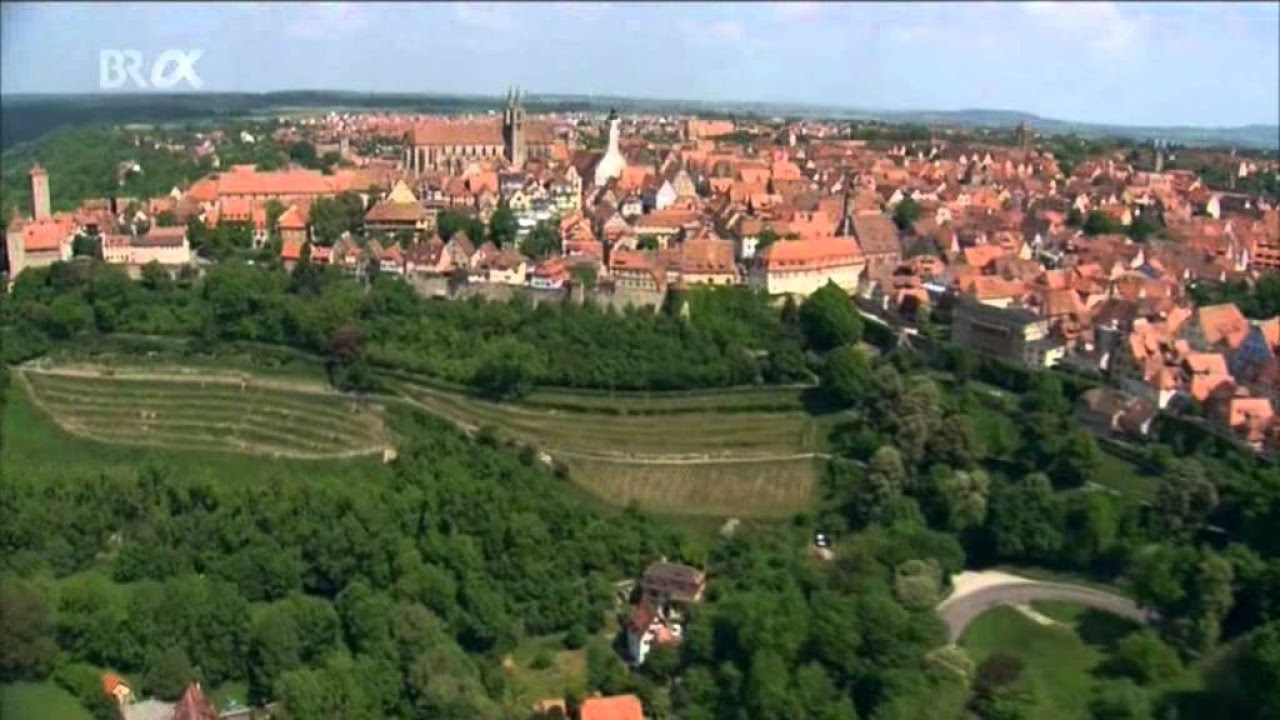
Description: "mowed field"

(18, 365), (389, 459)
(394, 379), (828, 457)
(560, 454), (819, 517)
(0, 682), (92, 720)
(393, 378), (832, 517)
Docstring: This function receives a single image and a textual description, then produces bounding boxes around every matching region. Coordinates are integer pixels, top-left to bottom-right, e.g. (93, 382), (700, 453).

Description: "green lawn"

(962, 601), (1241, 720)
(1094, 447), (1159, 499)
(503, 633), (588, 713)
(0, 682), (92, 720)
(961, 605), (1137, 720)
(561, 454), (818, 518)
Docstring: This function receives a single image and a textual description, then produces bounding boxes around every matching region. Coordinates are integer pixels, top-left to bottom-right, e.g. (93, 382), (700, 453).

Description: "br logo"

(99, 50), (203, 90)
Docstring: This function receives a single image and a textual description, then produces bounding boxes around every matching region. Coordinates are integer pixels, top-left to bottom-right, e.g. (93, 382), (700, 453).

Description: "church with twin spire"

(403, 87), (551, 174)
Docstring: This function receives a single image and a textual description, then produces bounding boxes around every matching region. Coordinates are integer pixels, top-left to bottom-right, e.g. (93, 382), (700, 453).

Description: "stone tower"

(503, 87), (526, 169)
(29, 162), (50, 220)
(834, 173), (854, 237)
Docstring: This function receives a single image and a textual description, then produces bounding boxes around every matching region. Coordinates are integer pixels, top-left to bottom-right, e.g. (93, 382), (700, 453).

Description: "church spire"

(835, 172), (854, 237)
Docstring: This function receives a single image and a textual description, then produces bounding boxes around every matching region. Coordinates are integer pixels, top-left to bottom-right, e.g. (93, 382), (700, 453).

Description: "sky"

(2, 1), (1278, 128)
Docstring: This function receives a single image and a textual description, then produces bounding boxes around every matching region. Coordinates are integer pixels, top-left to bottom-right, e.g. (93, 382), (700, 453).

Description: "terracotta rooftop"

(580, 694), (645, 720)
(757, 236), (863, 271)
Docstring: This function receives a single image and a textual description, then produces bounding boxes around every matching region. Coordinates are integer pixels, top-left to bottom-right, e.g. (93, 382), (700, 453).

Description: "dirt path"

(22, 362), (338, 396)
(936, 570), (1155, 644)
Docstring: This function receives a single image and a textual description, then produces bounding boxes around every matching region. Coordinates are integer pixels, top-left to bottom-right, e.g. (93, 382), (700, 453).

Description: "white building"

(749, 237), (865, 297)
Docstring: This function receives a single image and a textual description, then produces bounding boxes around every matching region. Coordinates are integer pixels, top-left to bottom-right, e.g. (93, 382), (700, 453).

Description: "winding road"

(937, 570), (1156, 643)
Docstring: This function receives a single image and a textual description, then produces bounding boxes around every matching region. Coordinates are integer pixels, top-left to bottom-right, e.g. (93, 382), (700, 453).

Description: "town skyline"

(2, 1), (1278, 129)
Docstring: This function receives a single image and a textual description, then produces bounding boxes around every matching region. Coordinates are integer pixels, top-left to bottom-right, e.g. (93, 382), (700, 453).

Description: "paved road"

(937, 575), (1156, 643)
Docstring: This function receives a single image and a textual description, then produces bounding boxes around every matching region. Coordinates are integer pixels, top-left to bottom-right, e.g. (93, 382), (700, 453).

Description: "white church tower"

(593, 109), (626, 187)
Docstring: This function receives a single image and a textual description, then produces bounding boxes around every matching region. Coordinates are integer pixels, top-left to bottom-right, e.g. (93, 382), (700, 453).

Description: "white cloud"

(285, 2), (370, 39)
(885, 24), (943, 44)
(772, 2), (821, 22)
(709, 19), (746, 42)
(678, 17), (748, 47)
(453, 2), (514, 33)
(1022, 1), (1147, 57)
(552, 1), (608, 19)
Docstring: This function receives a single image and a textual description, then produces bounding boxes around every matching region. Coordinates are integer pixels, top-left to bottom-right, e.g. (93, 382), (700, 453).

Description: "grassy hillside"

(0, 682), (92, 720)
(18, 366), (388, 459)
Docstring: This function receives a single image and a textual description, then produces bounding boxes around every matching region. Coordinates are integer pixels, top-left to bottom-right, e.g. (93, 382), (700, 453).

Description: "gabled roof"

(580, 694), (645, 720)
(851, 214), (900, 255)
(757, 236), (863, 271)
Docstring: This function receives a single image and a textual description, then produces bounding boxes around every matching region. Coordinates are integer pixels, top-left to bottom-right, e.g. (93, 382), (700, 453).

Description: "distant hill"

(2, 91), (1276, 152)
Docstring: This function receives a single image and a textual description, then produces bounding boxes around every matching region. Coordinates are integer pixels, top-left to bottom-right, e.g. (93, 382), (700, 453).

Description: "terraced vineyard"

(19, 367), (389, 459)
(394, 378), (829, 458)
(393, 377), (833, 517)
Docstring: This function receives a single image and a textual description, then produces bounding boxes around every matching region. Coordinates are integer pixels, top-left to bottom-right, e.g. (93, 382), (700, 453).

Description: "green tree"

(894, 559), (942, 610)
(472, 339), (543, 400)
(71, 234), (98, 258)
(929, 467), (991, 532)
(1061, 493), (1118, 570)
(893, 196), (921, 232)
(1151, 458), (1218, 538)
(144, 646), (196, 701)
(569, 263), (598, 289)
(820, 345), (873, 407)
(850, 447), (907, 527)
(1088, 678), (1151, 720)
(1083, 210), (1124, 236)
(520, 221), (560, 259)
(437, 209), (486, 244)
(488, 203), (518, 247)
(0, 576), (57, 681)
(46, 294), (94, 339)
(985, 473), (1063, 563)
(265, 198), (286, 236)
(756, 227), (780, 252)
(799, 282), (862, 352)
(288, 141), (318, 168)
(1055, 429), (1102, 487)
(1238, 622), (1280, 719)
(309, 192), (364, 245)
(1107, 629), (1181, 685)
(1127, 212), (1161, 243)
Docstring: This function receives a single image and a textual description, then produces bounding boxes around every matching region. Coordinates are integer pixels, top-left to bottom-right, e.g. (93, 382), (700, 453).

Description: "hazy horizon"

(2, 1), (1278, 129)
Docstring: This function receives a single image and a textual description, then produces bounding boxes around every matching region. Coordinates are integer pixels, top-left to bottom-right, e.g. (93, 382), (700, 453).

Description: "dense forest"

(0, 378), (684, 717)
(1, 259), (812, 392)
(4, 262), (1280, 718)
(0, 123), (287, 217)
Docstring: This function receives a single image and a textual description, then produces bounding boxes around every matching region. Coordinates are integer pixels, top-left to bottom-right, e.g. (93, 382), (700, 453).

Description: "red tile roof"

(757, 236), (863, 271)
(409, 119), (553, 146)
(16, 218), (73, 252)
(215, 167), (338, 197)
(580, 694), (645, 720)
(173, 683), (218, 720)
